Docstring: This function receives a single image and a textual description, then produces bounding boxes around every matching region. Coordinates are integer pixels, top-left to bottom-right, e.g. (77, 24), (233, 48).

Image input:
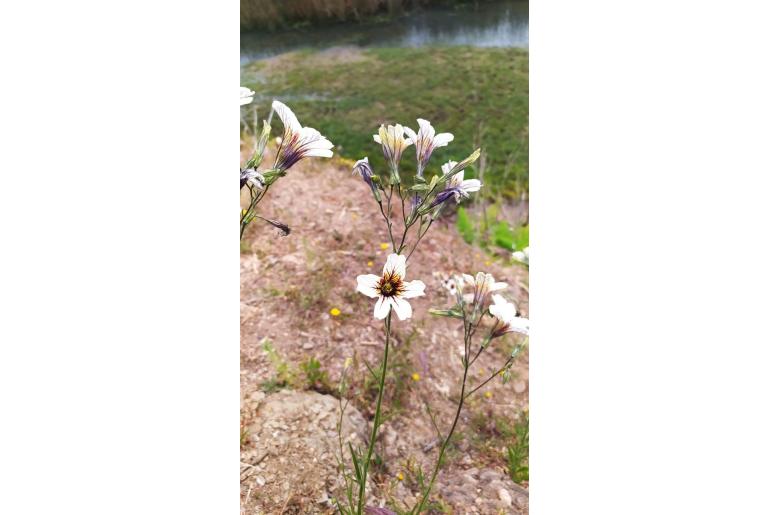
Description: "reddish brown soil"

(240, 146), (529, 514)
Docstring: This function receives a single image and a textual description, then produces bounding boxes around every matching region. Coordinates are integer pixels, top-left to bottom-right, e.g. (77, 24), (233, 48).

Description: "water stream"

(241, 1), (528, 63)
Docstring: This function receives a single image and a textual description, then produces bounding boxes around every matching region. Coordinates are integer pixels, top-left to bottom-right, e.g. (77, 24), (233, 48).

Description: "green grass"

(241, 46), (528, 196)
(506, 411), (529, 483)
(456, 204), (529, 251)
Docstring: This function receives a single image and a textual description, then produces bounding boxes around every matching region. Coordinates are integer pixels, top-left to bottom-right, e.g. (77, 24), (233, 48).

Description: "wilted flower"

(240, 87), (255, 106)
(461, 272), (507, 308)
(272, 100), (333, 171)
(240, 168), (264, 190)
(489, 294), (530, 337)
(373, 124), (413, 182)
(356, 253), (425, 320)
(403, 118), (453, 179)
(430, 163), (482, 208)
(512, 246), (529, 266)
(353, 157), (380, 200)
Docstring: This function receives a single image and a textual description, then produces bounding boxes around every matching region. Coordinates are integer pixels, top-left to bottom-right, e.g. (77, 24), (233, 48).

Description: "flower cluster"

(341, 119), (495, 515)
(239, 92), (333, 239)
(354, 118), (482, 223)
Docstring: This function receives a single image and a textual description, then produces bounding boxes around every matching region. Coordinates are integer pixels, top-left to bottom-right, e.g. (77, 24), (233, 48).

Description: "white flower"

(489, 294), (530, 337)
(430, 164), (482, 208)
(356, 254), (426, 320)
(240, 87), (255, 106)
(240, 168), (264, 190)
(461, 272), (507, 307)
(512, 246), (529, 266)
(403, 119), (453, 178)
(272, 100), (333, 171)
(373, 124), (413, 179)
(444, 163), (482, 198)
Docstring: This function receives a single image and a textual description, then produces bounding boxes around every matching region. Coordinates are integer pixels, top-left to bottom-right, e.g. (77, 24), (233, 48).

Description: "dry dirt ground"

(240, 146), (529, 514)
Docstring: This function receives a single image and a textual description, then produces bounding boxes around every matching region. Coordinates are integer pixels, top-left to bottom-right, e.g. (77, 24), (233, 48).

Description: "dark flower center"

(377, 273), (403, 298)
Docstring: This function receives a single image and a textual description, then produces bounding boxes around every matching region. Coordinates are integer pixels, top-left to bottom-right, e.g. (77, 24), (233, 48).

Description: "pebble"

(498, 488), (512, 507)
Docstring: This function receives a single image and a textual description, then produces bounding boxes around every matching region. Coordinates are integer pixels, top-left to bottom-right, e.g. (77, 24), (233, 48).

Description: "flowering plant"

(411, 273), (528, 512)
(239, 92), (333, 238)
(332, 117), (530, 514)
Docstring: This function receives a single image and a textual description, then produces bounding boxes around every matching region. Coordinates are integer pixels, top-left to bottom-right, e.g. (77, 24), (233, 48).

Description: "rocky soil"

(240, 146), (529, 514)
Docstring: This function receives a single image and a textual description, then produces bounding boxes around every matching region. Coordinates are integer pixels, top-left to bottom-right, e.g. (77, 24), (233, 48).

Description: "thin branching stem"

(356, 313), (392, 514)
(406, 219), (433, 261)
(377, 200), (396, 249)
(464, 355), (515, 400)
(412, 332), (471, 515)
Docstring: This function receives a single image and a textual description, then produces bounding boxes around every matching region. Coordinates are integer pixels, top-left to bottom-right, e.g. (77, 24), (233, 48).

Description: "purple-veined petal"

(272, 100), (302, 134)
(390, 297), (412, 320)
(382, 253), (406, 279)
(357, 274), (381, 298)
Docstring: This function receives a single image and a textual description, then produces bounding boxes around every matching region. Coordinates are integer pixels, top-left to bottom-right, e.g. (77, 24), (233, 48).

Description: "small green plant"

(506, 411), (529, 484)
(301, 356), (332, 393)
(261, 338), (295, 387)
(456, 206), (475, 244)
(455, 205), (528, 253)
(259, 339), (334, 394)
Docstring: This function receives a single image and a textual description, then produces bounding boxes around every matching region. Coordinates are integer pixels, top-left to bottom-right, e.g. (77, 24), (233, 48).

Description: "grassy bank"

(241, 46), (528, 196)
(241, 0), (479, 30)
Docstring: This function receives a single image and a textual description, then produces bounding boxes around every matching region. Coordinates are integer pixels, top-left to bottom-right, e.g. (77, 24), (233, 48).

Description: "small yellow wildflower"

(330, 308), (341, 317)
(367, 261), (374, 267)
(396, 472), (404, 481)
(484, 391), (492, 399)
(411, 372), (421, 382)
(380, 242), (390, 250)
(484, 260), (492, 266)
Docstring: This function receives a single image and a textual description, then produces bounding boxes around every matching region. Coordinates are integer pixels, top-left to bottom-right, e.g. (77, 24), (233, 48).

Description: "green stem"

(357, 313), (392, 514)
(405, 219), (433, 262)
(465, 356), (514, 400)
(377, 200), (396, 250)
(412, 358), (470, 514)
